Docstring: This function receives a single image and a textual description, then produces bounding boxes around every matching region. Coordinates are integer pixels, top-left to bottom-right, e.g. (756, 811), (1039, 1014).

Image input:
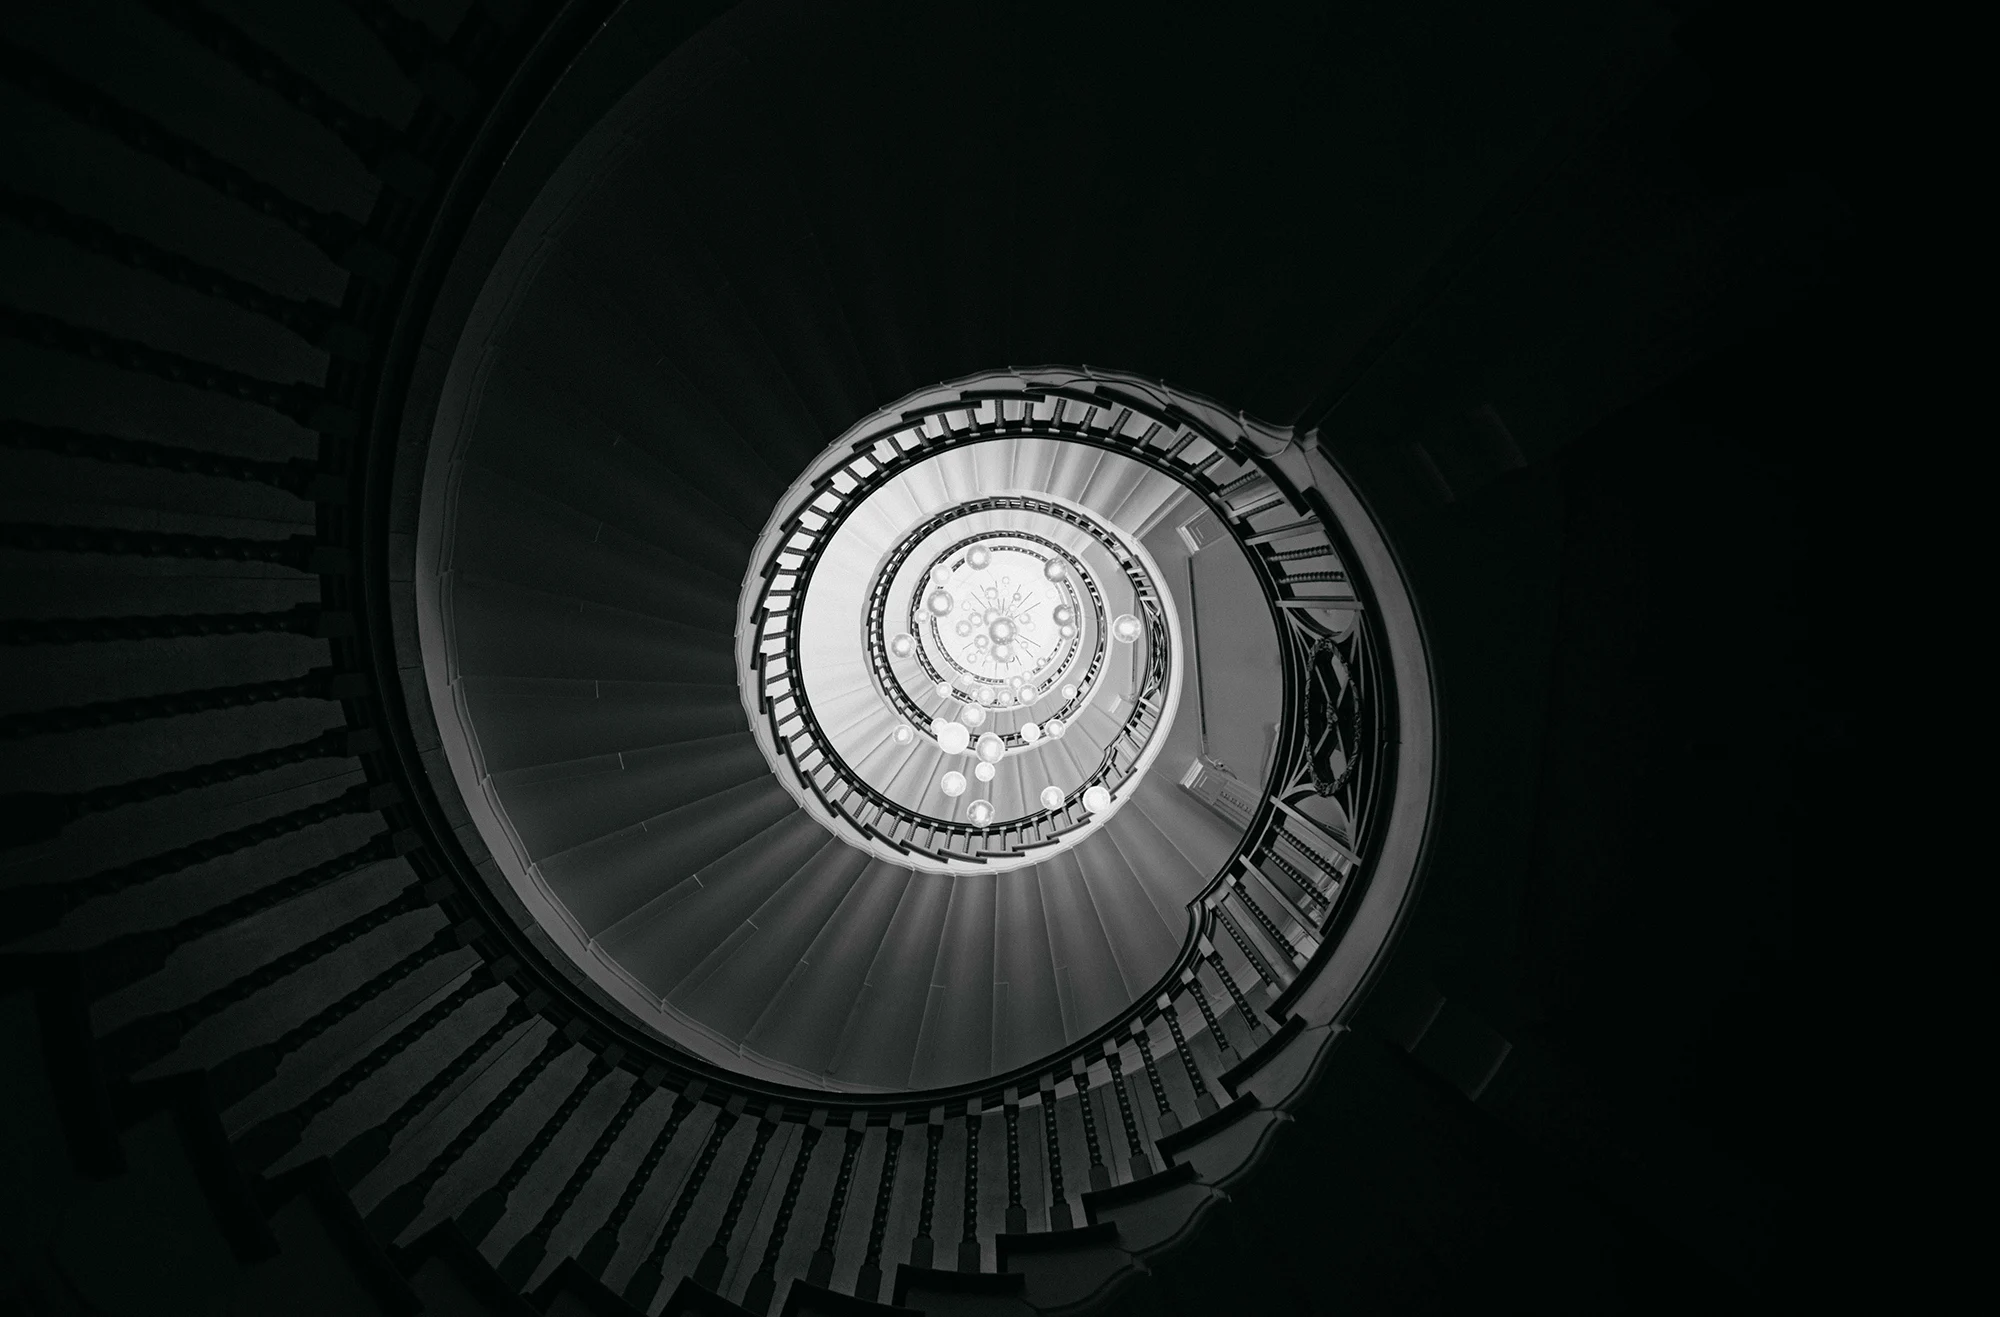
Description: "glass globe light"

(992, 689), (1011, 707)
(967, 798), (994, 825)
(1060, 683), (1077, 701)
(976, 732), (1005, 764)
(992, 642), (1015, 662)
(892, 722), (915, 745)
(975, 635), (990, 649)
(935, 680), (953, 698)
(1059, 624), (1076, 638)
(984, 608), (1000, 624)
(931, 563), (950, 585)
(955, 619), (973, 637)
(1112, 613), (1143, 643)
(1082, 784), (1112, 814)
(1044, 558), (1067, 581)
(1019, 721), (1041, 744)
(976, 686), (996, 706)
(941, 771), (967, 797)
(1009, 675), (1026, 689)
(1044, 717), (1066, 739)
(967, 545), (992, 570)
(936, 721), (970, 755)
(973, 760), (996, 782)
(1052, 604), (1074, 626)
(989, 618), (1014, 642)
(1040, 785), (1064, 810)
(928, 589), (954, 616)
(890, 632), (915, 657)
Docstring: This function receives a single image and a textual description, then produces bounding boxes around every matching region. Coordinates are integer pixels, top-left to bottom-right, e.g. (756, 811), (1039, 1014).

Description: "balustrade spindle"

(1038, 1078), (1072, 1230)
(1207, 950), (1267, 1030)
(1160, 997), (1221, 1119)
(236, 970), (494, 1170)
(85, 831), (400, 993)
(0, 522), (349, 573)
(622, 1096), (744, 1310)
(364, 1030), (564, 1240)
(458, 1054), (612, 1244)
(693, 1103), (782, 1289)
(1267, 851), (1333, 913)
(97, 882), (428, 1072)
(807, 1113), (867, 1287)
(334, 995), (539, 1184)
(575, 1081), (704, 1277)
(1002, 1090), (1027, 1233)
(1070, 1060), (1113, 1192)
(498, 1069), (658, 1286)
(910, 1108), (945, 1269)
(958, 1098), (983, 1271)
(1214, 905), (1286, 999)
(0, 603), (351, 646)
(855, 1113), (905, 1301)
(1105, 1047), (1152, 1179)
(1183, 970), (1239, 1062)
(743, 1110), (824, 1312)
(1131, 1025), (1180, 1137)
(1228, 876), (1299, 962)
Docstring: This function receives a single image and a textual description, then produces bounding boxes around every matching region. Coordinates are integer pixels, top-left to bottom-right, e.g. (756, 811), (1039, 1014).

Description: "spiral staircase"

(2, 0), (1834, 1313)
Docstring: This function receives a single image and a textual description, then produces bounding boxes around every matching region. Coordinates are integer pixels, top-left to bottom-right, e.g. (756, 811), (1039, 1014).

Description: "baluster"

(3, 727), (380, 849)
(1131, 1025), (1180, 1137)
(0, 197), (368, 360)
(1227, 876), (1300, 962)
(807, 1113), (867, 1287)
(364, 1029), (565, 1240)
(1207, 949), (1268, 1031)
(623, 1095), (744, 1310)
(1182, 969), (1238, 1063)
(0, 39), (390, 275)
(334, 994), (539, 1183)
(692, 1103), (782, 1289)
(1038, 1077), (1072, 1230)
(458, 1053), (613, 1244)
(909, 1108), (945, 1269)
(0, 309), (357, 436)
(87, 831), (401, 994)
(236, 969), (495, 1169)
(957, 1098), (983, 1271)
(0, 418), (345, 500)
(1104, 1045), (1152, 1179)
(575, 1081), (704, 1277)
(95, 881), (428, 1071)
(855, 1113), (905, 1301)
(0, 603), (350, 646)
(0, 667), (360, 741)
(498, 1068), (659, 1285)
(1070, 1060), (1113, 1192)
(1266, 851), (1333, 915)
(743, 1109), (824, 1312)
(1002, 1090), (1026, 1234)
(210, 926), (460, 1108)
(1160, 996), (1221, 1119)
(1213, 903), (1285, 997)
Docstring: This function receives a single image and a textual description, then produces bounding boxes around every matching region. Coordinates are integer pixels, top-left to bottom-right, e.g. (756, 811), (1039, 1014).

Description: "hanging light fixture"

(941, 771), (967, 797)
(890, 632), (915, 657)
(975, 732), (1005, 764)
(892, 722), (915, 745)
(1112, 613), (1143, 643)
(973, 760), (996, 782)
(1082, 784), (1112, 813)
(1039, 785), (1065, 810)
(967, 799), (995, 825)
(936, 721), (970, 755)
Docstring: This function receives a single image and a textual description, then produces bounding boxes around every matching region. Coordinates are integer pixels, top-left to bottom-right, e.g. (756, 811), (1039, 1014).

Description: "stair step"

(403, 1222), (540, 1315)
(245, 1159), (422, 1314)
(994, 1222), (1131, 1313)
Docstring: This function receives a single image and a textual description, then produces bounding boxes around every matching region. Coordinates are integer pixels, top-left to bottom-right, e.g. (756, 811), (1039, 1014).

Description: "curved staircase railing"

(0, 2), (1427, 1313)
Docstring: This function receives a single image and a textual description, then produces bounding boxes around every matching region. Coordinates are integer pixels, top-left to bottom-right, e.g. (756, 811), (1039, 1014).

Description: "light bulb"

(1060, 624), (1075, 638)
(1083, 784), (1111, 813)
(890, 632), (915, 657)
(955, 620), (972, 637)
(967, 798), (994, 825)
(989, 618), (1014, 642)
(928, 589), (954, 616)
(1052, 604), (1074, 626)
(960, 703), (985, 727)
(967, 545), (992, 570)
(976, 732), (1005, 764)
(1060, 684), (1077, 701)
(1039, 785), (1064, 810)
(973, 760), (996, 782)
(937, 722), (969, 755)
(1009, 675), (1026, 689)
(1044, 718), (1066, 739)
(976, 687), (995, 706)
(1044, 558), (1067, 581)
(1112, 613), (1142, 643)
(941, 771), (967, 797)
(892, 722), (915, 745)
(992, 642), (1015, 662)
(931, 563), (950, 585)
(935, 680), (954, 698)
(1019, 721), (1041, 744)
